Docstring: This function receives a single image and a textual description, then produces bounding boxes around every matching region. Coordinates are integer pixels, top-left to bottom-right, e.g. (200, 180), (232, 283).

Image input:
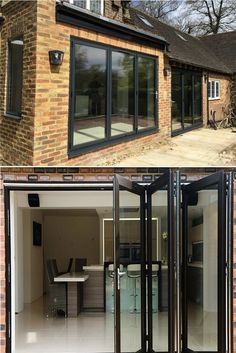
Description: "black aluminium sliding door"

(113, 170), (232, 353)
(113, 171), (176, 353)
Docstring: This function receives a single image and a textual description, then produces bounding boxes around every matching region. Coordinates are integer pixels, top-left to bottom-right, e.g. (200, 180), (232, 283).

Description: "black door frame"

(181, 171), (227, 353)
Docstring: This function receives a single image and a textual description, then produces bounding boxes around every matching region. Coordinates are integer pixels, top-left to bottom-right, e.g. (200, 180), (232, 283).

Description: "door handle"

(117, 268), (126, 290)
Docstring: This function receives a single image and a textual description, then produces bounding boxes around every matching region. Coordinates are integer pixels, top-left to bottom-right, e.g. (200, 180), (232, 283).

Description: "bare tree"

(132, 0), (181, 21)
(178, 0), (236, 36)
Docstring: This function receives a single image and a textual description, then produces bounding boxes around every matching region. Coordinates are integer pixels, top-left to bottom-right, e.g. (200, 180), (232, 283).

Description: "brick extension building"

(0, 0), (235, 166)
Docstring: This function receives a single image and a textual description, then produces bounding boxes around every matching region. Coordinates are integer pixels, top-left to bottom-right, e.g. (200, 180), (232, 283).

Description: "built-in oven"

(120, 243), (141, 263)
(120, 243), (131, 263)
(131, 244), (141, 263)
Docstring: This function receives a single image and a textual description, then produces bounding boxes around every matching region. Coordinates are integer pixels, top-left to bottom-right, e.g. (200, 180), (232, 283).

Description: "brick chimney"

(104, 0), (131, 23)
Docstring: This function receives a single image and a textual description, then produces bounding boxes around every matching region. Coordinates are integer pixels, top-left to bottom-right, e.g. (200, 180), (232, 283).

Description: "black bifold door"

(113, 171), (232, 353)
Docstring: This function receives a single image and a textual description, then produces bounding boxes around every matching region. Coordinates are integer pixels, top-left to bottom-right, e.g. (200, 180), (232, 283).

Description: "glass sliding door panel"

(119, 191), (142, 352)
(138, 57), (156, 130)
(172, 70), (182, 131)
(184, 72), (193, 128)
(73, 44), (107, 146)
(111, 52), (135, 137)
(151, 190), (169, 352)
(193, 75), (202, 123)
(186, 189), (218, 351)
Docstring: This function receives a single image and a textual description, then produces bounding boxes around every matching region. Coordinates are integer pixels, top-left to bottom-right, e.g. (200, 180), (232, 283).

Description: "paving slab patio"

(110, 128), (236, 166)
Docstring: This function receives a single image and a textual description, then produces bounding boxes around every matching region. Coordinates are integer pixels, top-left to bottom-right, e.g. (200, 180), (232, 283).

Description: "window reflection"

(138, 57), (155, 130)
(194, 75), (202, 122)
(171, 69), (203, 132)
(73, 44), (107, 146)
(111, 52), (135, 137)
(71, 41), (157, 151)
(172, 71), (182, 131)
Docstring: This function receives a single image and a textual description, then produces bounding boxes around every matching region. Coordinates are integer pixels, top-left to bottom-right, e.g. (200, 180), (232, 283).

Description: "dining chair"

(75, 258), (87, 272)
(46, 259), (67, 317)
(67, 258), (73, 273)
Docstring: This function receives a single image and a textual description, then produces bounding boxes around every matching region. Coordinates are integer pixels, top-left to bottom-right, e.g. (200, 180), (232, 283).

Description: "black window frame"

(171, 68), (203, 137)
(6, 36), (24, 120)
(69, 37), (158, 158)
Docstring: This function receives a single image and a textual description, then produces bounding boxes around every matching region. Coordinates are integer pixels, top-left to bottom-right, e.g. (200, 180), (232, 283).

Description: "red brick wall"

(0, 1), (37, 165)
(233, 180), (236, 353)
(0, 173), (5, 353)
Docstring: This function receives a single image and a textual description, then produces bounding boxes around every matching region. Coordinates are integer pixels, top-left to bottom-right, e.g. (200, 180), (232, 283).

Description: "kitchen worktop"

(54, 272), (89, 282)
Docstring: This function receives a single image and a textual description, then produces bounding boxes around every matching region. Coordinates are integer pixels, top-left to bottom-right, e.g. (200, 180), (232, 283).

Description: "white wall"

(14, 199), (24, 313)
(43, 212), (100, 271)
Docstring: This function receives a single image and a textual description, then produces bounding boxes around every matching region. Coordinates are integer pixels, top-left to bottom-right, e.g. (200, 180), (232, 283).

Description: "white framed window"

(70, 0), (104, 15)
(208, 80), (220, 100)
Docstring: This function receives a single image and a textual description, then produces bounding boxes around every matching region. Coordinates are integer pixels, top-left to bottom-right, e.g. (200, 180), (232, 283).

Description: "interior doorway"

(4, 170), (233, 353)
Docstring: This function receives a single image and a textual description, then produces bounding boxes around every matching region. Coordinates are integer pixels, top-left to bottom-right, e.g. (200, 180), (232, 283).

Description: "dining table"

(54, 272), (89, 317)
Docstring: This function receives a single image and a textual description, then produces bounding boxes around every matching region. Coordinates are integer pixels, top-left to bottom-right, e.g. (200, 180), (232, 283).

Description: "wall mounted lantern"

(49, 50), (64, 66)
(163, 67), (171, 77)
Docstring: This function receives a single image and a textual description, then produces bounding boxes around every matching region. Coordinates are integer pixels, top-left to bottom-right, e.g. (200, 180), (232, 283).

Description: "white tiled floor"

(15, 297), (217, 353)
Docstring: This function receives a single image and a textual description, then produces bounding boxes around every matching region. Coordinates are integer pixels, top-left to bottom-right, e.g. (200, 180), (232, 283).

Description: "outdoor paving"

(111, 128), (236, 166)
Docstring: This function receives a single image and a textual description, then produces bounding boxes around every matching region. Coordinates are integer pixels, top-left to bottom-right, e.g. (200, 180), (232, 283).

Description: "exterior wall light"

(121, 0), (131, 9)
(49, 50), (64, 66)
(163, 68), (171, 77)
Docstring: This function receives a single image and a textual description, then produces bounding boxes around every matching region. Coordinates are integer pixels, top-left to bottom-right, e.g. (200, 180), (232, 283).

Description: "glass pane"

(138, 57), (155, 130)
(73, 0), (86, 8)
(73, 44), (107, 146)
(216, 82), (219, 98)
(193, 75), (202, 123)
(8, 39), (24, 116)
(152, 190), (168, 352)
(212, 81), (215, 99)
(208, 82), (211, 98)
(90, 0), (102, 13)
(184, 72), (193, 128)
(172, 70), (182, 131)
(187, 188), (218, 351)
(119, 191), (142, 352)
(111, 52), (135, 137)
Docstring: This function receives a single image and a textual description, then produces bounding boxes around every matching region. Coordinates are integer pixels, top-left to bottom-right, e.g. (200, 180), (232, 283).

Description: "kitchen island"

(83, 265), (104, 311)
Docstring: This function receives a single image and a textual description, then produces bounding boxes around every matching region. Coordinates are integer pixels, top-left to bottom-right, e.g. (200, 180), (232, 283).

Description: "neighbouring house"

(200, 31), (236, 116)
(0, 0), (234, 166)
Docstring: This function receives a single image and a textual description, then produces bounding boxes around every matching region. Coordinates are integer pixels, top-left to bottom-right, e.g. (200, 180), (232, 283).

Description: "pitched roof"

(200, 31), (236, 73)
(128, 7), (232, 75)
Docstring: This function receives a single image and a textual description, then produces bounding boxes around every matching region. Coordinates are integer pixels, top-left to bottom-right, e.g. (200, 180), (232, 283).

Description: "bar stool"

(127, 264), (141, 313)
(151, 264), (159, 313)
(108, 264), (124, 313)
